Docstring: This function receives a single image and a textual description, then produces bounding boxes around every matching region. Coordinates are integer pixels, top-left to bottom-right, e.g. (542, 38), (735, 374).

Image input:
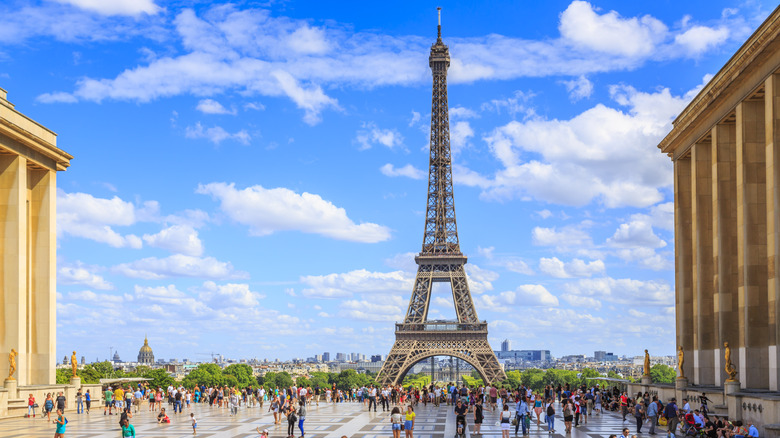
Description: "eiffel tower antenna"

(377, 8), (506, 386)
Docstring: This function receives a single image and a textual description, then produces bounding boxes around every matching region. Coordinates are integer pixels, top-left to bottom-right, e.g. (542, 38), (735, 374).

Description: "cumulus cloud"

(197, 182), (391, 243)
(196, 98), (236, 115)
(57, 190), (146, 248)
(58, 264), (114, 290)
(300, 269), (413, 299)
(196, 281), (265, 308)
(143, 224), (204, 256)
(380, 163), (426, 180)
(674, 25), (730, 55)
(561, 75), (594, 101)
(53, 0), (161, 16)
(532, 226), (591, 248)
(565, 276), (673, 306)
(477, 246), (534, 275)
(539, 257), (605, 278)
(185, 122), (250, 145)
(477, 284), (559, 308)
(112, 254), (248, 280)
(356, 122), (404, 150)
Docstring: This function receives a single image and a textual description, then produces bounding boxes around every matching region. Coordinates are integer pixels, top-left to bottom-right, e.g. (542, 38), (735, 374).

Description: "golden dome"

(139, 336), (153, 353)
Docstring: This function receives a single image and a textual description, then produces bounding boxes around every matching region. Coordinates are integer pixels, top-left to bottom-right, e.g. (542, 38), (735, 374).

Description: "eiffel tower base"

(377, 330), (506, 386)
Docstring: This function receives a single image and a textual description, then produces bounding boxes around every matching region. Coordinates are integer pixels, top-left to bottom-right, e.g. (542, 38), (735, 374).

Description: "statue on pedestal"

(71, 351), (78, 378)
(677, 346), (685, 379)
(724, 342), (738, 382)
(643, 349), (651, 376)
(8, 349), (17, 380)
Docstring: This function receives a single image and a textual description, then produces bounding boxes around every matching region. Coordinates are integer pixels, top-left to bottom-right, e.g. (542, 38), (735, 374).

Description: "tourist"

(114, 386), (124, 412)
(298, 398), (307, 437)
(134, 387), (143, 413)
(286, 402), (297, 438)
(473, 397), (484, 434)
(646, 396), (659, 435)
(664, 398), (679, 438)
(56, 391), (67, 413)
(499, 404), (511, 438)
(634, 400), (645, 434)
(391, 406), (403, 438)
(405, 404), (416, 438)
(53, 408), (67, 438)
(620, 392), (629, 421)
(594, 390), (602, 415)
(621, 427), (631, 438)
(104, 387), (114, 415)
(562, 399), (574, 434)
(85, 389), (91, 414)
(43, 393), (54, 420)
(75, 388), (83, 414)
(191, 413), (197, 435)
(515, 395), (529, 435)
(270, 395), (281, 424)
(682, 399), (691, 414)
(748, 421), (759, 438)
(157, 407), (170, 424)
(573, 396), (581, 427)
(27, 393), (36, 418)
(490, 385), (498, 411)
(121, 418), (136, 437)
(533, 395), (543, 425)
(545, 398), (555, 433)
(368, 386), (377, 412)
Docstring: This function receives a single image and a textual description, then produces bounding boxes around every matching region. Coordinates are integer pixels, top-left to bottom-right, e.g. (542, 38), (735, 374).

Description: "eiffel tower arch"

(377, 9), (506, 386)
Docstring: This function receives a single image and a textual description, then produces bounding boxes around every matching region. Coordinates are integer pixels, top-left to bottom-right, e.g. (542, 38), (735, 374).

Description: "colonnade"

(675, 74), (780, 390)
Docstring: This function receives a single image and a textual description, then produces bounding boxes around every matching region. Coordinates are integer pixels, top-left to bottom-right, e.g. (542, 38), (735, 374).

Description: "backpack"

(547, 405), (554, 416)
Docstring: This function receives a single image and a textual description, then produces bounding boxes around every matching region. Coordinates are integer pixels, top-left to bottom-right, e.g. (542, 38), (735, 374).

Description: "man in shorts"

(104, 387), (114, 415)
(489, 386), (498, 411)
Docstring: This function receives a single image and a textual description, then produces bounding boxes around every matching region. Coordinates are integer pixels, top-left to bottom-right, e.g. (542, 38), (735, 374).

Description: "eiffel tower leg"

(377, 340), (414, 386)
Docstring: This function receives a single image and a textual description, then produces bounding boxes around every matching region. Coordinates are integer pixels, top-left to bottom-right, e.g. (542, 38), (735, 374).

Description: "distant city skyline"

(0, 0), (773, 361)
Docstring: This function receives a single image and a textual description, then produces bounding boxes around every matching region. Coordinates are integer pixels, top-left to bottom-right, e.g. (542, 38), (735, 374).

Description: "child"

(191, 412), (197, 435)
(256, 428), (269, 438)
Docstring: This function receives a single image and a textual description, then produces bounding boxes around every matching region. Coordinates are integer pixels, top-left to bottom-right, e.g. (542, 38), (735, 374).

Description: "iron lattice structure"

(377, 11), (506, 386)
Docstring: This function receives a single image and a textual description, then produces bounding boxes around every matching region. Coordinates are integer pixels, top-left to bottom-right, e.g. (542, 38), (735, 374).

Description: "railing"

(395, 322), (487, 333)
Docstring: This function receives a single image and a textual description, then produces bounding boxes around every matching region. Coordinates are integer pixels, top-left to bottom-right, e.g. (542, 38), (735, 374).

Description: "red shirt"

(620, 395), (628, 406)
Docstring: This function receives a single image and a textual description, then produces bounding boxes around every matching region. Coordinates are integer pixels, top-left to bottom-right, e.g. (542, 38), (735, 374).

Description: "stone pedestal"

(676, 377), (689, 390)
(641, 376), (653, 386)
(69, 377), (80, 387)
(725, 381), (740, 395)
(3, 379), (17, 398)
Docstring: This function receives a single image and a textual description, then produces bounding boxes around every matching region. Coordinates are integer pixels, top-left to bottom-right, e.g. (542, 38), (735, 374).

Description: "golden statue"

(71, 351), (78, 378)
(8, 349), (17, 380)
(677, 346), (685, 379)
(724, 342), (738, 382)
(643, 349), (651, 376)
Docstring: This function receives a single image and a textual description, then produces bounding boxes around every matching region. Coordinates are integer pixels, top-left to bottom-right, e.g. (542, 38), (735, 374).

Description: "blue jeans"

(515, 414), (527, 434)
(77, 400), (83, 413)
(174, 400), (181, 413)
(546, 415), (555, 431)
(299, 418), (305, 435)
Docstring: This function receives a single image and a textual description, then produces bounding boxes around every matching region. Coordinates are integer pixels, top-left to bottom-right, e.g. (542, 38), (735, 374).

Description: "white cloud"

(539, 257), (605, 278)
(465, 264), (499, 294)
(536, 209), (553, 219)
(53, 0), (160, 16)
(57, 190), (144, 249)
(477, 284), (559, 308)
(300, 269), (413, 299)
(477, 246), (534, 275)
(559, 1), (667, 57)
(674, 26), (729, 55)
(185, 122), (250, 145)
(409, 111), (421, 127)
(565, 277), (673, 306)
(380, 163), (426, 180)
(649, 202), (674, 231)
(532, 226), (591, 248)
(270, 70), (338, 125)
(356, 122), (404, 150)
(450, 106), (479, 119)
(340, 295), (405, 321)
(196, 98), (236, 115)
(197, 182), (391, 243)
(562, 294), (603, 310)
(196, 281), (265, 308)
(606, 215), (667, 249)
(561, 75), (593, 101)
(58, 264), (114, 290)
(66, 290), (123, 304)
(113, 254), (247, 280)
(450, 121), (474, 154)
(143, 224), (204, 256)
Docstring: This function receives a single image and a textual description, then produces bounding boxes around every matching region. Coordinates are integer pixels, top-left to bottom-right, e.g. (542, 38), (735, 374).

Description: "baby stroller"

(682, 413), (703, 436)
(455, 414), (466, 438)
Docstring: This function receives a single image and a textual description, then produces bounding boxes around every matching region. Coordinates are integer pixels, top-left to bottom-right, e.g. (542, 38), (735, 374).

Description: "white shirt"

(683, 402), (691, 413)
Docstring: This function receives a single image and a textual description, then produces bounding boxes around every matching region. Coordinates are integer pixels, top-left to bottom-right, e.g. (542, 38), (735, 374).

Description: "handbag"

(659, 417), (668, 426)
(33, 403), (39, 408)
(511, 416), (518, 426)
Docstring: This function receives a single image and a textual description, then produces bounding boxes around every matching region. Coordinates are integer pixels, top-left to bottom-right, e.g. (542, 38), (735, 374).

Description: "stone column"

(0, 155), (27, 386)
(736, 99), (769, 390)
(28, 169), (56, 385)
(692, 139), (715, 385)
(676, 156), (694, 369)
(712, 121), (738, 387)
(766, 74), (780, 391)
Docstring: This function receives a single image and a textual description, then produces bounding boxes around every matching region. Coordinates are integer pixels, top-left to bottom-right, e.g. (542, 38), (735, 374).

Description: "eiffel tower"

(376, 9), (506, 386)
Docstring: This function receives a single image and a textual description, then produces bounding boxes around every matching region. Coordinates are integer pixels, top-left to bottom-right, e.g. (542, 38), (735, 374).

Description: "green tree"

(579, 368), (602, 388)
(56, 368), (74, 384)
(141, 368), (175, 389)
(224, 364), (254, 387)
(333, 369), (362, 390)
(309, 372), (329, 389)
(297, 376), (312, 388)
(183, 363), (224, 388)
(650, 364), (676, 384)
(275, 372), (294, 389)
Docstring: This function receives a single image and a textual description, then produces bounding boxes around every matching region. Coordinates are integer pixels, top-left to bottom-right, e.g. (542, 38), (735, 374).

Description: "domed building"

(137, 336), (155, 364)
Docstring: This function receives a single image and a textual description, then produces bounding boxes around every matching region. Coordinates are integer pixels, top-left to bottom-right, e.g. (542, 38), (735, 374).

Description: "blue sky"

(1, 0), (773, 363)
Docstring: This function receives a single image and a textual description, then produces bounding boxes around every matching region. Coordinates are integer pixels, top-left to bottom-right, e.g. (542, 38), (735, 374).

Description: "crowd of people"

(21, 380), (763, 438)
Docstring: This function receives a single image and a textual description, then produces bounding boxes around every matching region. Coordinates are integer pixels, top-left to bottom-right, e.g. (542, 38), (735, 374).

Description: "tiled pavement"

(0, 399), (653, 438)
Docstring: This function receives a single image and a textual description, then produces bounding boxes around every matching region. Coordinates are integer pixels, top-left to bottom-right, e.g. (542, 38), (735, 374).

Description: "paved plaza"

(0, 399), (642, 438)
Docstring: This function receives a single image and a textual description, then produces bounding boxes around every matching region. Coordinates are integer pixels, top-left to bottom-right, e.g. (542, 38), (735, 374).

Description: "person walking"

(646, 396), (659, 435)
(545, 398), (555, 433)
(405, 405), (416, 438)
(297, 399), (307, 438)
(664, 398), (679, 438)
(121, 418), (136, 437)
(85, 390), (92, 414)
(286, 404), (297, 438)
(634, 400), (645, 434)
(53, 408), (67, 438)
(562, 399), (574, 434)
(500, 404), (512, 438)
(44, 393), (54, 420)
(515, 396), (529, 435)
(473, 398), (484, 435)
(27, 393), (36, 418)
(76, 389), (83, 414)
(391, 407), (403, 438)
